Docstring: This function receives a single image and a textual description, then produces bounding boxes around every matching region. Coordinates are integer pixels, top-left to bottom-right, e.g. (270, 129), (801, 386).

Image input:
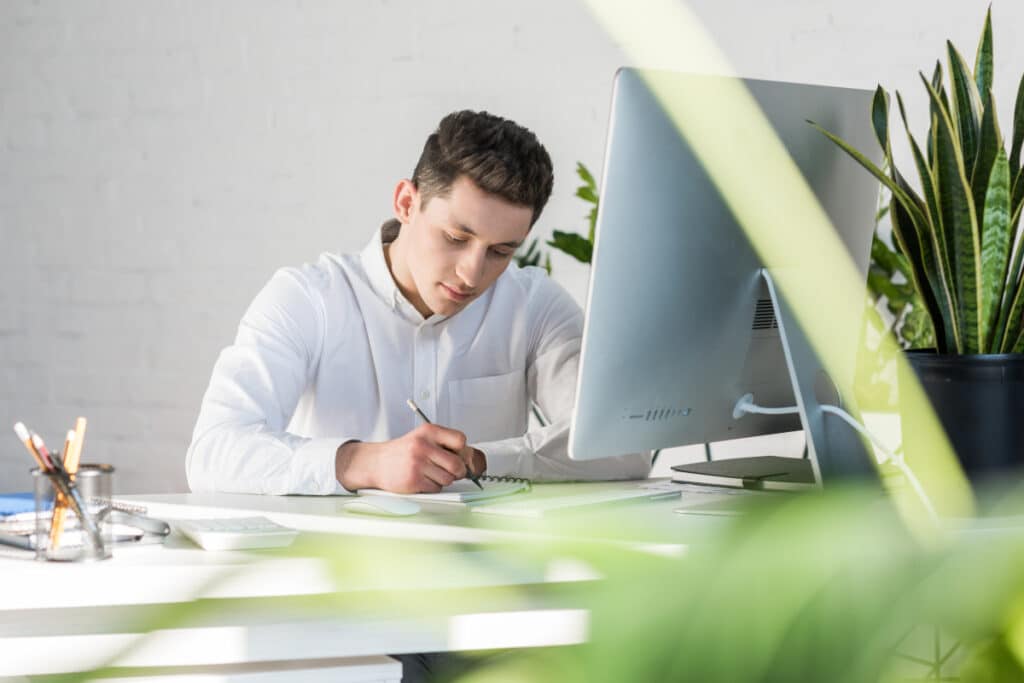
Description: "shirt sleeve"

(472, 275), (652, 481)
(185, 267), (354, 495)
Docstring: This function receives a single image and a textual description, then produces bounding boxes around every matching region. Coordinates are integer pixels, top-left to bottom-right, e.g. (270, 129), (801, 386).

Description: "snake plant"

(813, 8), (1024, 354)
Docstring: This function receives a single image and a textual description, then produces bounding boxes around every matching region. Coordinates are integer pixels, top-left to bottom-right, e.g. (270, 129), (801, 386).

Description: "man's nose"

(456, 248), (486, 289)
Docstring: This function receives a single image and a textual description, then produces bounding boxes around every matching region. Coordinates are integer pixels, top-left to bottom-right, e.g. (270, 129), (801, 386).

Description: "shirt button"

(420, 390), (430, 400)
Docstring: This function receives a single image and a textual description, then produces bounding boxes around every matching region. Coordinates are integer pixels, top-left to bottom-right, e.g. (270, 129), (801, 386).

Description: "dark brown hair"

(412, 110), (554, 226)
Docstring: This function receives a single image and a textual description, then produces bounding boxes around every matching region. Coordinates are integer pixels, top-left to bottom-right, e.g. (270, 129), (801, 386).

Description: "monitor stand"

(671, 268), (875, 490)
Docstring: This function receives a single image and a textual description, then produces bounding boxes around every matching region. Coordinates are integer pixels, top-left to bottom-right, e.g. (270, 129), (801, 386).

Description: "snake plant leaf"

(896, 90), (959, 349)
(1010, 73), (1024, 176)
(927, 62), (946, 167)
(890, 195), (952, 352)
(1009, 171), (1024, 276)
(814, 111), (958, 351)
(974, 6), (994, 98)
(897, 93), (954, 275)
(995, 201), (1024, 351)
(979, 149), (1012, 352)
(1010, 326), (1024, 353)
(808, 122), (928, 229)
(947, 41), (983, 177)
(1015, 168), (1024, 216)
(871, 86), (890, 151)
(922, 73), (983, 352)
(972, 88), (1003, 231)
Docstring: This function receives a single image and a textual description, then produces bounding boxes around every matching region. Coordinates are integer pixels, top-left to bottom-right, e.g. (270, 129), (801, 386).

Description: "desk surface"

(0, 479), (738, 677)
(118, 479), (734, 547)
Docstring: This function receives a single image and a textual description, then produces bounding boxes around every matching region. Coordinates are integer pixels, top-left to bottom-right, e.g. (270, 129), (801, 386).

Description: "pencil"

(49, 417), (87, 550)
(406, 399), (483, 490)
(13, 423), (48, 471)
(30, 433), (56, 471)
(61, 430), (73, 466)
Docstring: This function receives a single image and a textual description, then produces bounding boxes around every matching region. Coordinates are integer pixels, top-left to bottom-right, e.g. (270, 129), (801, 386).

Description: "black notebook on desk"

(671, 456), (815, 491)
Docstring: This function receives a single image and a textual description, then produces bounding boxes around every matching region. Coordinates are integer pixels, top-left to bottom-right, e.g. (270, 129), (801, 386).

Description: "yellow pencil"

(49, 417), (87, 550)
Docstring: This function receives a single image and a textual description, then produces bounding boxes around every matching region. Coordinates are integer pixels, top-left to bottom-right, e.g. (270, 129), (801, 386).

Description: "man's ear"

(393, 179), (418, 225)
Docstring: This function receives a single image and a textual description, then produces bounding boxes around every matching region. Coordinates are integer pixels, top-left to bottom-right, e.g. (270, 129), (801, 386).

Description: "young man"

(186, 110), (650, 495)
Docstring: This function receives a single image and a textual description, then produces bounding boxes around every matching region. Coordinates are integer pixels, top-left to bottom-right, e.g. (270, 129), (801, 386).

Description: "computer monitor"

(568, 68), (882, 485)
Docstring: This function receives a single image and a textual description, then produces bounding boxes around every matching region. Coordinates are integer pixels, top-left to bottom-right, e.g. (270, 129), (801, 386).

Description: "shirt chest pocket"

(446, 370), (528, 444)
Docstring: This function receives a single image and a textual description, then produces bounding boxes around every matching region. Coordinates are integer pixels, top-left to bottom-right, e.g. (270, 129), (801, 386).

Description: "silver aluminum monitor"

(568, 69), (880, 481)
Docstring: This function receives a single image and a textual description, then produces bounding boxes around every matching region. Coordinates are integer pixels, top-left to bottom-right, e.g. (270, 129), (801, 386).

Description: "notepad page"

(357, 479), (529, 503)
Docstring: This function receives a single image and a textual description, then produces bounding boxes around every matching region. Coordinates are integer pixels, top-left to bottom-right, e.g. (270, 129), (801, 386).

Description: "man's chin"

(429, 297), (469, 317)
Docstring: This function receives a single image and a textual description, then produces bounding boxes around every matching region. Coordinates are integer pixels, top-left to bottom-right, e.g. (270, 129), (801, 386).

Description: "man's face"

(396, 175), (533, 318)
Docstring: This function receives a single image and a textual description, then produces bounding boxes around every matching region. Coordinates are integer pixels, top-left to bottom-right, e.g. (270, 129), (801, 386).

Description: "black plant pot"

(900, 350), (1024, 481)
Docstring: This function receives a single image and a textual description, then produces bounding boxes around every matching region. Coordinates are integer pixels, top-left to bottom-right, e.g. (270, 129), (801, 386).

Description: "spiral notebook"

(357, 475), (531, 503)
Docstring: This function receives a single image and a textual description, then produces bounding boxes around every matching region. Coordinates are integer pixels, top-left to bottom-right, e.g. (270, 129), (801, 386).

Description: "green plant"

(514, 237), (552, 273)
(547, 162), (600, 264)
(814, 8), (1024, 354)
(515, 161), (598, 272)
(869, 204), (937, 351)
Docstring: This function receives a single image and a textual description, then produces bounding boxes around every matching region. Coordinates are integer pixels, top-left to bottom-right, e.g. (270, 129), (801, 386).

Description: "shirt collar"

(360, 221), (448, 326)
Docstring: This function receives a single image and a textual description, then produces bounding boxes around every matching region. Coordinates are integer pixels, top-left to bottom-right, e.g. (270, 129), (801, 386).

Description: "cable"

(732, 394), (939, 524)
(731, 393), (800, 418)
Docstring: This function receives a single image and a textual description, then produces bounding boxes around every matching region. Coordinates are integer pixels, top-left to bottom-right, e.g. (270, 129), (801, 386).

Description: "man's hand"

(335, 423), (486, 493)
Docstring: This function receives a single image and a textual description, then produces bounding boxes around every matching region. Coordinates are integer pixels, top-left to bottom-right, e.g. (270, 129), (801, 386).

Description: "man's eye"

(490, 249), (513, 258)
(444, 233), (467, 244)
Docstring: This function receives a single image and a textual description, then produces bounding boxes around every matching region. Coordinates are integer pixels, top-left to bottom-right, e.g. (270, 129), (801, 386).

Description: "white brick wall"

(2, 0), (1020, 493)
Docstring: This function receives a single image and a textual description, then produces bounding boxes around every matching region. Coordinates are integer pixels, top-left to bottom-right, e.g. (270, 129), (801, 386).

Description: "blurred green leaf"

(547, 230), (593, 264)
(961, 638), (1024, 683)
(576, 161), (598, 190)
(575, 186), (599, 205)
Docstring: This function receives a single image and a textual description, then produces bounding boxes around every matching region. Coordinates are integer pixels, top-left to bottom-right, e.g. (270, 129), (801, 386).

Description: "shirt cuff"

(293, 437), (358, 495)
(472, 437), (529, 479)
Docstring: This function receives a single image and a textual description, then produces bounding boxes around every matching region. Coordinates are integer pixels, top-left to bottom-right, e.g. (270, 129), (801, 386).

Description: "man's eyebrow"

(455, 223), (523, 248)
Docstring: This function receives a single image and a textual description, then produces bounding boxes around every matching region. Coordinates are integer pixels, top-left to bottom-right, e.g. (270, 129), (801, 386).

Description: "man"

(186, 109), (650, 496)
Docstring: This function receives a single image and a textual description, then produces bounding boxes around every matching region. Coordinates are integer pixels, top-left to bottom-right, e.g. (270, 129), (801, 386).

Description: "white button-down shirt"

(186, 226), (651, 495)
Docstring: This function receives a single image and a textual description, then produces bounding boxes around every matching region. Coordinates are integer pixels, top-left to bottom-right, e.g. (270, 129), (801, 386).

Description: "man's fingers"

(424, 424), (468, 455)
(427, 446), (467, 479)
(421, 462), (456, 490)
(467, 447), (487, 477)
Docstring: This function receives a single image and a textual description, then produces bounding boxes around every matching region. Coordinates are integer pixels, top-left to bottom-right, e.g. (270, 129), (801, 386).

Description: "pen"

(406, 399), (483, 490)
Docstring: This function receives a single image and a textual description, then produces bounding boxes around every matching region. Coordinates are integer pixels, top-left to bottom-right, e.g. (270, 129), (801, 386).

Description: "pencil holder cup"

(31, 464), (115, 562)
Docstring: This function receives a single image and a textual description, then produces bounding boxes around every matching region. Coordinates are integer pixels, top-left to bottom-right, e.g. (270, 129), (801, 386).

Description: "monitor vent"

(636, 407), (691, 422)
(752, 299), (778, 330)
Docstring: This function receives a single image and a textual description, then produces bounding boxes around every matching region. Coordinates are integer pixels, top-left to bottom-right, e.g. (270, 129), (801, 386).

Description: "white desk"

(0, 480), (732, 679)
